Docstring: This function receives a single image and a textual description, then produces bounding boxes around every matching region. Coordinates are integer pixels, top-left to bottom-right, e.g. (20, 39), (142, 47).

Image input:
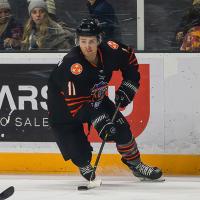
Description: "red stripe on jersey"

(70, 105), (84, 117)
(129, 51), (134, 61)
(66, 99), (91, 106)
(65, 95), (92, 117)
(65, 96), (92, 102)
(129, 58), (138, 65)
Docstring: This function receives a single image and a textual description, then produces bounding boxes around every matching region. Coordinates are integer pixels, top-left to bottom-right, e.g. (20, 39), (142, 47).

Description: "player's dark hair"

(75, 34), (102, 46)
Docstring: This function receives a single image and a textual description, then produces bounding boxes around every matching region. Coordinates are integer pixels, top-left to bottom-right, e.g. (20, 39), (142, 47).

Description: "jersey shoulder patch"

(107, 41), (119, 50)
(70, 63), (83, 75)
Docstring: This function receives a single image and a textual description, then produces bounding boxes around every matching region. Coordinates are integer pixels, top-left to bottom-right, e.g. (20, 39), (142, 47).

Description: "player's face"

(31, 8), (46, 25)
(79, 36), (98, 57)
(0, 8), (10, 24)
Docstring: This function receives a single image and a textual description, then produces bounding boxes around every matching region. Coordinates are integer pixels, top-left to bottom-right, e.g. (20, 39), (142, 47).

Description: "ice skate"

(78, 163), (102, 190)
(122, 158), (164, 182)
(79, 163), (96, 181)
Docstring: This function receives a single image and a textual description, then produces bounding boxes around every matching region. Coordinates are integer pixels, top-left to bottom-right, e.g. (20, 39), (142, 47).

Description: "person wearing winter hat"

(0, 0), (11, 24)
(0, 0), (23, 50)
(22, 0), (74, 50)
(28, 0), (48, 15)
(27, 0), (74, 33)
(0, 0), (10, 10)
(27, 0), (56, 20)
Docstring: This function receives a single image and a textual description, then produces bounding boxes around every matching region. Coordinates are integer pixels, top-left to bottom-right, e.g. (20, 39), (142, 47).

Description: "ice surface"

(0, 175), (200, 200)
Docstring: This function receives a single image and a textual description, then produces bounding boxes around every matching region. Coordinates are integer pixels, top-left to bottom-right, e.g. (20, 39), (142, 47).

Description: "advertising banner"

(0, 64), (55, 141)
(0, 63), (149, 142)
(1, 53), (200, 155)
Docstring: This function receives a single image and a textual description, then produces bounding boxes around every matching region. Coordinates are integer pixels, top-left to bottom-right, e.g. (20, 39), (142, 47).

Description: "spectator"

(87, 0), (121, 41)
(176, 0), (200, 51)
(0, 0), (23, 50)
(21, 0), (74, 51)
(44, 0), (75, 33)
(44, 0), (56, 21)
(27, 0), (75, 33)
(27, 0), (56, 20)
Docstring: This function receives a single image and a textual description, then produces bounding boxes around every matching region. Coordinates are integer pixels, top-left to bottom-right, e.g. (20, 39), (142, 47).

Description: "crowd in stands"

(1, 0), (200, 52)
(0, 0), (23, 50)
(176, 0), (200, 52)
(0, 0), (75, 50)
(87, 0), (121, 41)
(0, 0), (121, 51)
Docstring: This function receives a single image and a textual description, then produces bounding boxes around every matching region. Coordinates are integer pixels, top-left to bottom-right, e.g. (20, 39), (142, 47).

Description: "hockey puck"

(78, 186), (88, 191)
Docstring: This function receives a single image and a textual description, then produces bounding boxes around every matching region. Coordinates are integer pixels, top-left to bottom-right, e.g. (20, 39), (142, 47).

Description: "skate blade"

(138, 177), (165, 182)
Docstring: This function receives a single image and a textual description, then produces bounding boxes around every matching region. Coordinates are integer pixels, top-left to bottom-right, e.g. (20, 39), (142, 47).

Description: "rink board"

(0, 53), (200, 175)
(0, 153), (200, 175)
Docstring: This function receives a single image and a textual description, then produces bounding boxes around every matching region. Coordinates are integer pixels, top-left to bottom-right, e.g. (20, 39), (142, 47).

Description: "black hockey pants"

(51, 97), (139, 167)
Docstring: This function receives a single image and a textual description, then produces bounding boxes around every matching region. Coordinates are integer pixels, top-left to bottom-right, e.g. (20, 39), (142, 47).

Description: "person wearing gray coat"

(21, 0), (74, 51)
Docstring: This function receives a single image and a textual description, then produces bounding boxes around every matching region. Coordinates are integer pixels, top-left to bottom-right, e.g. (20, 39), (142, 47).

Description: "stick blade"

(0, 186), (15, 200)
(78, 178), (102, 191)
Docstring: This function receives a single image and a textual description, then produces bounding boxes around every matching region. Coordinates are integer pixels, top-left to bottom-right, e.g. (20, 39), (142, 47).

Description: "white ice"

(0, 175), (200, 200)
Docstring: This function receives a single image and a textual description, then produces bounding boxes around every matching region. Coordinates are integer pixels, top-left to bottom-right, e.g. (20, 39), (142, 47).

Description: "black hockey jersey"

(47, 40), (140, 124)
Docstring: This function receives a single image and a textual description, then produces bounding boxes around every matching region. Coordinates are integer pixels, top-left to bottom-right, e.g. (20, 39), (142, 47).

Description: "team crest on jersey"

(70, 63), (83, 75)
(91, 81), (108, 102)
(107, 41), (119, 49)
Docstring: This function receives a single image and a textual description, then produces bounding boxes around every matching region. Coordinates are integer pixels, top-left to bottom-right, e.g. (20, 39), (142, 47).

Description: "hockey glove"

(115, 80), (138, 108)
(92, 113), (116, 141)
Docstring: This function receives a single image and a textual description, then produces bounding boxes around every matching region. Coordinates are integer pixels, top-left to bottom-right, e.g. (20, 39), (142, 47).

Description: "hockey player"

(47, 18), (163, 182)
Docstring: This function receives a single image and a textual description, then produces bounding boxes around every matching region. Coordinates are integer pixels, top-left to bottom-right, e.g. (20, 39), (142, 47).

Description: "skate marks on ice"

(0, 175), (200, 200)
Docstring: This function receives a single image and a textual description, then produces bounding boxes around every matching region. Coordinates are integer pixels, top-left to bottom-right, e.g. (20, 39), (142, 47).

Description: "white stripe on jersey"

(72, 82), (76, 95)
(68, 81), (76, 96)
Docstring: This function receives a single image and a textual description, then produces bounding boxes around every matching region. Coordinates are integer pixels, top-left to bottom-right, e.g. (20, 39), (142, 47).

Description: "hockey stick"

(78, 103), (121, 190)
(0, 186), (14, 200)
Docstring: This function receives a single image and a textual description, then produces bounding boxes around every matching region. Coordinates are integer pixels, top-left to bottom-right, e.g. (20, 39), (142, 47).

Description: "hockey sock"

(116, 136), (141, 166)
